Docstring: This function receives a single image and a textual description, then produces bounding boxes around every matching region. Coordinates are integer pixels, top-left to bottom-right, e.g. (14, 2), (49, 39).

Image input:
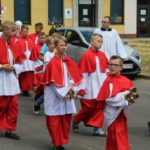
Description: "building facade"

(0, 0), (149, 38)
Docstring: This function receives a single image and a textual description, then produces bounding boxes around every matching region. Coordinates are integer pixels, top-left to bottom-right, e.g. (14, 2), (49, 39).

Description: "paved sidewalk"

(123, 38), (150, 42)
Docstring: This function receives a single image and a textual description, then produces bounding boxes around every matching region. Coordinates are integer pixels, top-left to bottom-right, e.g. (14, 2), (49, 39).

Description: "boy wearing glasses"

(94, 16), (127, 60)
(97, 55), (138, 150)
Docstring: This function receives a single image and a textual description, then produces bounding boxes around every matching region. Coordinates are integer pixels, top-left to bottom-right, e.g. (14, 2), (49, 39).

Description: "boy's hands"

(65, 89), (75, 100)
(64, 80), (85, 100)
(124, 88), (139, 105)
(1, 64), (15, 71)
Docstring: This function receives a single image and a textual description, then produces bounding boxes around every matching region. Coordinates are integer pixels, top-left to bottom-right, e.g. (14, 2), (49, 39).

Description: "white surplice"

(0, 45), (23, 95)
(34, 59), (43, 74)
(44, 63), (79, 116)
(104, 83), (129, 127)
(44, 51), (55, 63)
(94, 28), (128, 59)
(43, 51), (55, 70)
(21, 41), (34, 72)
(82, 57), (107, 100)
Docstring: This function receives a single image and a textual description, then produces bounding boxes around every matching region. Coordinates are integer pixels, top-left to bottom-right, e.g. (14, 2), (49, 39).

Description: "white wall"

(124, 0), (137, 34)
(96, 0), (104, 27)
(73, 0), (79, 27)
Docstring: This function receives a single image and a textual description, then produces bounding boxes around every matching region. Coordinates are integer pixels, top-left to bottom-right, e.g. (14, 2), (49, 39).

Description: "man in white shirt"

(94, 16), (128, 60)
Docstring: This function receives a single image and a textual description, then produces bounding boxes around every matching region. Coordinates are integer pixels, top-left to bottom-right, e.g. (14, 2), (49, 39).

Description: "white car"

(58, 27), (141, 77)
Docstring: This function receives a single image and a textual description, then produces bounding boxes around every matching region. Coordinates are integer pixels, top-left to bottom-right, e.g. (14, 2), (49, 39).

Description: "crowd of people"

(0, 16), (139, 150)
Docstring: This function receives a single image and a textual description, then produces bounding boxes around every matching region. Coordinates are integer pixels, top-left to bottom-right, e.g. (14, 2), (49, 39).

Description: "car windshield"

(80, 30), (94, 43)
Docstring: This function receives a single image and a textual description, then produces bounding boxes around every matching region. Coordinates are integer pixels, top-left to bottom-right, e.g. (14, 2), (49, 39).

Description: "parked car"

(57, 27), (141, 77)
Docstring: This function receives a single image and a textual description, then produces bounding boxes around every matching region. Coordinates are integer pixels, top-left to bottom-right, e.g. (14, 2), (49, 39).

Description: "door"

(137, 0), (150, 37)
(79, 4), (95, 27)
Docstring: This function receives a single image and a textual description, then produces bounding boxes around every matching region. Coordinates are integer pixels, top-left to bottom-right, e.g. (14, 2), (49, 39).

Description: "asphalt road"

(0, 78), (150, 150)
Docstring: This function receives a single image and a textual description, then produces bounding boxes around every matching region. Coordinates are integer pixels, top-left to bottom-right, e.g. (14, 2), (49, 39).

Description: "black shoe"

(55, 146), (65, 150)
(50, 145), (55, 150)
(72, 121), (79, 133)
(22, 91), (30, 97)
(5, 132), (20, 140)
(148, 121), (150, 132)
(33, 99), (40, 114)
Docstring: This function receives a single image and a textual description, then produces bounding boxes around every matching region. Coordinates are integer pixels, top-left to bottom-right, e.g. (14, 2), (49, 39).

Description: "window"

(78, 0), (95, 4)
(66, 30), (81, 44)
(138, 0), (149, 5)
(58, 29), (65, 36)
(80, 30), (93, 43)
(14, 0), (31, 24)
(110, 0), (124, 24)
(48, 0), (63, 25)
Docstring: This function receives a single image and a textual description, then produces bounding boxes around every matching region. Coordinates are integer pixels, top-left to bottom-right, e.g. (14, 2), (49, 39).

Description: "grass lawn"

(125, 40), (150, 75)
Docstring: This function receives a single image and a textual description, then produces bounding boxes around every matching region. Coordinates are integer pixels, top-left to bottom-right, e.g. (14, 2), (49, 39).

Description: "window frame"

(66, 30), (82, 44)
(110, 0), (124, 25)
(48, 0), (64, 25)
(58, 29), (66, 36)
(14, 0), (31, 25)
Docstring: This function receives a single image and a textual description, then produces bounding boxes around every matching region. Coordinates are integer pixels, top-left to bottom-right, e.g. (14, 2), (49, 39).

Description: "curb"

(137, 74), (150, 80)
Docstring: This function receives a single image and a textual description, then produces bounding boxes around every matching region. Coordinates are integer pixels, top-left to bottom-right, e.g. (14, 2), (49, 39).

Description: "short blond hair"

(91, 33), (103, 42)
(54, 35), (67, 46)
(2, 20), (16, 30)
(45, 36), (54, 45)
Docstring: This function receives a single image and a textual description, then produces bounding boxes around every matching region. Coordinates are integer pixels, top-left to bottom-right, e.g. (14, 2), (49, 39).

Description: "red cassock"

(0, 37), (25, 131)
(16, 37), (34, 53)
(43, 55), (83, 87)
(19, 72), (35, 91)
(97, 74), (133, 150)
(29, 42), (43, 62)
(10, 32), (22, 43)
(0, 96), (18, 131)
(0, 37), (26, 64)
(16, 37), (35, 91)
(78, 47), (108, 73)
(73, 47), (108, 128)
(46, 114), (72, 147)
(30, 43), (44, 86)
(43, 55), (83, 147)
(28, 33), (39, 44)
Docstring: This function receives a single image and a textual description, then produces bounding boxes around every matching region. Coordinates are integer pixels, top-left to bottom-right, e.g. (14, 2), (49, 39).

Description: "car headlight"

(131, 51), (140, 60)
